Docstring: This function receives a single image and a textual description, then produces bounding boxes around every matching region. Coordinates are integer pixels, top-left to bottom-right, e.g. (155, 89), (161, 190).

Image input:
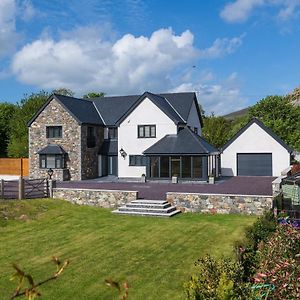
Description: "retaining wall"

(166, 192), (273, 215)
(53, 188), (138, 208)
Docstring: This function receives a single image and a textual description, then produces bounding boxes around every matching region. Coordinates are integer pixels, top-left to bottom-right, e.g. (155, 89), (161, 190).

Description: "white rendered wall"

(118, 97), (177, 177)
(221, 122), (290, 176)
(186, 100), (202, 135)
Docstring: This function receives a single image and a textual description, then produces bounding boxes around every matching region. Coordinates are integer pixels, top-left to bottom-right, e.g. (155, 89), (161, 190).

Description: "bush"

(253, 224), (300, 299)
(184, 255), (253, 300)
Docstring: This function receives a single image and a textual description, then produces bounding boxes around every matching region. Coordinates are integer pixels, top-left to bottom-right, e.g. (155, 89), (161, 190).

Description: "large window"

(182, 156), (191, 178)
(108, 127), (118, 140)
(46, 126), (62, 138)
(87, 126), (96, 148)
(192, 156), (203, 178)
(129, 155), (147, 166)
(171, 156), (180, 177)
(160, 156), (169, 177)
(138, 125), (156, 138)
(150, 156), (159, 177)
(40, 154), (64, 169)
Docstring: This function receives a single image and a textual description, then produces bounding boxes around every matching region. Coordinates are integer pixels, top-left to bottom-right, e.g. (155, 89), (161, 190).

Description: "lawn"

(0, 199), (256, 299)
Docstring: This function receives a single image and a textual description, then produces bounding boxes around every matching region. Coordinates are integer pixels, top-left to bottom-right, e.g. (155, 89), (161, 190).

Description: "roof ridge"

(184, 127), (212, 153)
(163, 96), (186, 123)
(92, 101), (106, 126)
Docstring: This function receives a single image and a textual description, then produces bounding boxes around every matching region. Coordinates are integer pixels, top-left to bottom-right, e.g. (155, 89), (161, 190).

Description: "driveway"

(57, 176), (275, 200)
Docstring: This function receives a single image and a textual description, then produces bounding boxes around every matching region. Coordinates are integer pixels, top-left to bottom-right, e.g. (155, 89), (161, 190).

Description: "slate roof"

(28, 91), (202, 127)
(38, 144), (67, 154)
(99, 140), (118, 155)
(221, 118), (293, 153)
(143, 127), (218, 155)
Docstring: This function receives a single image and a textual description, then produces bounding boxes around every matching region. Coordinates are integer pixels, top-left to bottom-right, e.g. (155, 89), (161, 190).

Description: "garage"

(221, 118), (292, 177)
(237, 153), (272, 176)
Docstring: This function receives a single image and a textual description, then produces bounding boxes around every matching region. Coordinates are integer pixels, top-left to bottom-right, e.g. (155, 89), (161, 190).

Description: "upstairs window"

(129, 155), (147, 166)
(108, 127), (118, 140)
(46, 126), (62, 138)
(138, 125), (156, 138)
(87, 126), (96, 148)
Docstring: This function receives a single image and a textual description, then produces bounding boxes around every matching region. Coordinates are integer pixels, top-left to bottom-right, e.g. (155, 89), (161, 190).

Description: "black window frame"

(137, 125), (156, 138)
(39, 154), (65, 169)
(129, 155), (147, 166)
(87, 126), (96, 148)
(46, 126), (62, 139)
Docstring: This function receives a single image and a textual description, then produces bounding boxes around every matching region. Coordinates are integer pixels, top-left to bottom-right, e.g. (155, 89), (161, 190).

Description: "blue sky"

(1, 0), (300, 114)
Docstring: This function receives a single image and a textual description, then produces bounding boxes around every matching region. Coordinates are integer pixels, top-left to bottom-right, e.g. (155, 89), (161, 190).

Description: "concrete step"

(118, 206), (176, 214)
(112, 199), (181, 217)
(112, 209), (181, 217)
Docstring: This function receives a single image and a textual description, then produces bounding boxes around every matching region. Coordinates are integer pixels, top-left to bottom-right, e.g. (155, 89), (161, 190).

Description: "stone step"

(125, 202), (171, 209)
(131, 200), (168, 205)
(112, 209), (181, 217)
(118, 206), (176, 214)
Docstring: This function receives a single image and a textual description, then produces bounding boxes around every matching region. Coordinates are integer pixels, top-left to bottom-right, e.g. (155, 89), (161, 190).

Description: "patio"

(56, 176), (275, 200)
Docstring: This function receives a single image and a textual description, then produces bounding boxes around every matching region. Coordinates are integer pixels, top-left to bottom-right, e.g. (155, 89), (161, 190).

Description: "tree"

(83, 92), (105, 99)
(202, 115), (232, 149)
(248, 95), (300, 150)
(286, 85), (300, 103)
(0, 102), (16, 157)
(52, 88), (74, 97)
(7, 91), (49, 157)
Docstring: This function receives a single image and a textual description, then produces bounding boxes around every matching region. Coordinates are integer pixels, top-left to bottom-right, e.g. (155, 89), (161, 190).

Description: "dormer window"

(46, 126), (62, 138)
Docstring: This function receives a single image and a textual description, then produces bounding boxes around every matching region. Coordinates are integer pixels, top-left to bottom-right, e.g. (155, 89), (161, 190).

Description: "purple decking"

(56, 176), (275, 200)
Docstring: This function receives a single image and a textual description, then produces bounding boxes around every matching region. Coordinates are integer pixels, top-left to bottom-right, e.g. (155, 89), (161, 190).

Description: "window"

(129, 155), (147, 166)
(137, 125), (156, 138)
(39, 154), (64, 169)
(46, 126), (62, 138)
(194, 127), (198, 134)
(87, 126), (96, 148)
(108, 127), (118, 140)
(160, 156), (169, 177)
(192, 156), (203, 178)
(150, 156), (159, 177)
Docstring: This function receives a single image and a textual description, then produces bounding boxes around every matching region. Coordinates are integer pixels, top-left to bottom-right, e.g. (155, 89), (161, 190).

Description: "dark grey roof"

(143, 127), (218, 155)
(99, 140), (118, 155)
(38, 144), (67, 154)
(93, 95), (139, 126)
(28, 94), (105, 126)
(221, 118), (293, 153)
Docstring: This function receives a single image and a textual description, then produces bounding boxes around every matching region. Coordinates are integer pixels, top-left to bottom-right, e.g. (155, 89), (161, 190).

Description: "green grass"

(0, 199), (256, 299)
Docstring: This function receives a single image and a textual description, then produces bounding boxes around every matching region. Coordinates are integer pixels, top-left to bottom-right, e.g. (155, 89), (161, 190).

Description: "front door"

(108, 156), (118, 176)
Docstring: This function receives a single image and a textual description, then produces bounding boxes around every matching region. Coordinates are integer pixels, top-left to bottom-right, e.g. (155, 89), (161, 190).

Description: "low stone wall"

(166, 192), (273, 215)
(53, 188), (138, 208)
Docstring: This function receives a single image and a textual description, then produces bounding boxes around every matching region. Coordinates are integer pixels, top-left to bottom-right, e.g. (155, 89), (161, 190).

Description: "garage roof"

(221, 118), (293, 153)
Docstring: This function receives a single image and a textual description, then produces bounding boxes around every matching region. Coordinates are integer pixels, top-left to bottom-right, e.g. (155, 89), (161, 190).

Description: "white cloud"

(170, 73), (248, 115)
(0, 0), (18, 58)
(220, 0), (300, 23)
(19, 0), (36, 21)
(11, 27), (243, 96)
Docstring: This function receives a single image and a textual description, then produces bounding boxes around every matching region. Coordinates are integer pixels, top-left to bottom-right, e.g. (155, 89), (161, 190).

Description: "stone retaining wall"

(53, 188), (138, 208)
(166, 192), (273, 215)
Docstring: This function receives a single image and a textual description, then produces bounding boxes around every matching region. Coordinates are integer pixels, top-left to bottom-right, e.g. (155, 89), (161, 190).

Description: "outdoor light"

(47, 168), (54, 179)
(119, 148), (127, 159)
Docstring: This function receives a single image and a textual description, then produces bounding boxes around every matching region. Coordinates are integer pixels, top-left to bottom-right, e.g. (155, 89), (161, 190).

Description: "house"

(221, 118), (293, 177)
(28, 91), (220, 181)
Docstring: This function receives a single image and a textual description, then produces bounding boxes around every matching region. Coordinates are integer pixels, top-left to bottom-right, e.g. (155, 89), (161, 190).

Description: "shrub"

(253, 224), (300, 299)
(184, 255), (253, 300)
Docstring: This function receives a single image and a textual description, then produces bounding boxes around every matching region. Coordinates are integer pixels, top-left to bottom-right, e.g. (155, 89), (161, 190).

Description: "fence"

(0, 158), (29, 176)
(0, 178), (50, 200)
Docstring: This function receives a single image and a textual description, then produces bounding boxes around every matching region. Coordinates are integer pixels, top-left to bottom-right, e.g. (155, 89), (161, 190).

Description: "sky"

(1, 0), (300, 115)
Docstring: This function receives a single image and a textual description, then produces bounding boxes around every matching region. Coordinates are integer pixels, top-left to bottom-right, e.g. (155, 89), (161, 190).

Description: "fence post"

(48, 179), (56, 198)
(0, 179), (4, 199)
(18, 176), (24, 200)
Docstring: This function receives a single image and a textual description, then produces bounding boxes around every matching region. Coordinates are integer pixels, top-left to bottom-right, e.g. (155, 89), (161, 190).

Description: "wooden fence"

(0, 158), (29, 176)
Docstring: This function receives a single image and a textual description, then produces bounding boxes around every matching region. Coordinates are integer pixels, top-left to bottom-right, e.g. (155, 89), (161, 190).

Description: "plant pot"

(208, 176), (215, 184)
(141, 175), (146, 183)
(172, 176), (178, 184)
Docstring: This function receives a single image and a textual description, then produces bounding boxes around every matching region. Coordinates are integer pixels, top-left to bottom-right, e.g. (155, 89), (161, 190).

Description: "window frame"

(137, 125), (156, 138)
(87, 126), (96, 148)
(39, 154), (65, 169)
(129, 155), (147, 166)
(46, 126), (62, 139)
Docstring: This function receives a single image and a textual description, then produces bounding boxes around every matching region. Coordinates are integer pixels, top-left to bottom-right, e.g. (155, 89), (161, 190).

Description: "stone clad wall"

(29, 99), (81, 181)
(53, 188), (138, 208)
(166, 192), (273, 215)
